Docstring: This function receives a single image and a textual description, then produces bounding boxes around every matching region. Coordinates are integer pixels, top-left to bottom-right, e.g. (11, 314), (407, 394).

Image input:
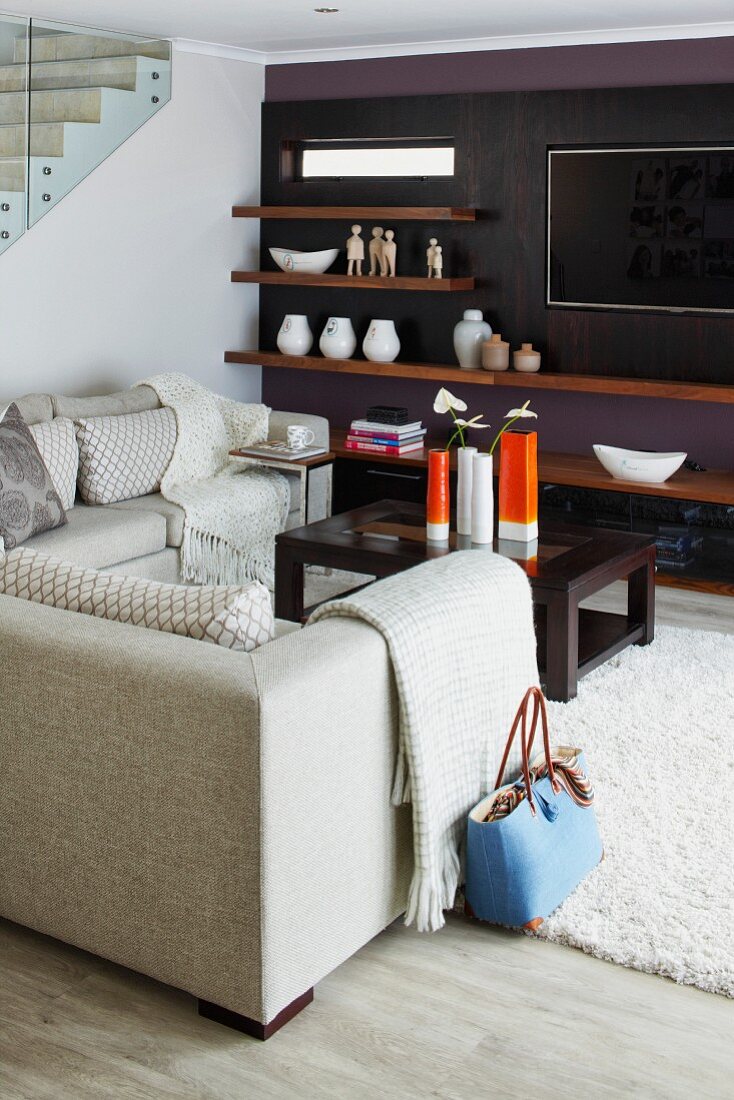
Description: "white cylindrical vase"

(319, 317), (357, 359)
(456, 446), (477, 536)
(363, 318), (400, 363)
(471, 453), (494, 545)
(277, 314), (313, 356)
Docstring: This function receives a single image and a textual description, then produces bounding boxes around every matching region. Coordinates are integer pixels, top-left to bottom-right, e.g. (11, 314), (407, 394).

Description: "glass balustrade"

(0, 13), (171, 251)
(0, 15), (29, 256)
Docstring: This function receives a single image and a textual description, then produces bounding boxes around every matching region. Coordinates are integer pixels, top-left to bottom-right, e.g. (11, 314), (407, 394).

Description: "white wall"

(0, 48), (263, 403)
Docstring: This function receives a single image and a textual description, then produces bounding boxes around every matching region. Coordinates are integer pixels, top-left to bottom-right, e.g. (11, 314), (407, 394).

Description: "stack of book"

(344, 418), (427, 455)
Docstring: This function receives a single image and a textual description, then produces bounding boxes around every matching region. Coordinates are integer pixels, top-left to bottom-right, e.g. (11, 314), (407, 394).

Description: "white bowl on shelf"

(269, 247), (339, 274)
(593, 444), (687, 484)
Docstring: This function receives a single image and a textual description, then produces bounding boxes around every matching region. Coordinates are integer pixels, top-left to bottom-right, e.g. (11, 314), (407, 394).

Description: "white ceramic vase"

(319, 316), (357, 359)
(276, 314), (313, 356)
(471, 452), (494, 545)
(456, 446), (477, 536)
(363, 318), (400, 363)
(454, 309), (492, 371)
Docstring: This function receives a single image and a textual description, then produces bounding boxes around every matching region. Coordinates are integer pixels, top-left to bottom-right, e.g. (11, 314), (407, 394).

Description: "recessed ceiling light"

(314, 7), (340, 12)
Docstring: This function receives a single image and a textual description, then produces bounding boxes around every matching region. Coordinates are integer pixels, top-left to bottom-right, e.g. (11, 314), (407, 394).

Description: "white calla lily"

(489, 399), (539, 455)
(505, 400), (538, 420)
(455, 416), (490, 429)
(433, 387), (467, 415)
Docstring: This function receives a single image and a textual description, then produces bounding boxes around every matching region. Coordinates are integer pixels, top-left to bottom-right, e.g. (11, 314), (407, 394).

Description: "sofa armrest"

(250, 617), (412, 1022)
(268, 409), (330, 449)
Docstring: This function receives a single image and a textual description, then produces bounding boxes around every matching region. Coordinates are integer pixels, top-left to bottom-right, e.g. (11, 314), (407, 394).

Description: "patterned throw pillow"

(75, 407), (177, 505)
(0, 403), (67, 551)
(28, 418), (79, 511)
(0, 547), (275, 651)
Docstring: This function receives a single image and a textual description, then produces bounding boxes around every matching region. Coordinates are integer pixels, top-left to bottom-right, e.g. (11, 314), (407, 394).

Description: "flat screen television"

(547, 145), (734, 315)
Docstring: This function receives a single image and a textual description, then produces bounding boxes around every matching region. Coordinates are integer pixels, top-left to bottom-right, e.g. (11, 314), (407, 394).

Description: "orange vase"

(498, 430), (538, 542)
(426, 449), (450, 541)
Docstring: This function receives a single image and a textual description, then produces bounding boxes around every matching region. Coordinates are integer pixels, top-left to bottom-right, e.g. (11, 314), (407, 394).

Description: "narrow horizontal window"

(296, 139), (455, 180)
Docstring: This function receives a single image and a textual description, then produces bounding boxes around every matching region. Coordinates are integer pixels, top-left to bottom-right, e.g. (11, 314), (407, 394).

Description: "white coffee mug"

(287, 424), (316, 450)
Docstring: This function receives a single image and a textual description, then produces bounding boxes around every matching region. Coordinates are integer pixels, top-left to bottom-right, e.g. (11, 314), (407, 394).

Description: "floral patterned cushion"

(0, 403), (67, 552)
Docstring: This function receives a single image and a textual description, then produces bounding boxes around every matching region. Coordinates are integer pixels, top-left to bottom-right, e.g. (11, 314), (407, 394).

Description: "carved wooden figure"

(369, 227), (385, 275)
(426, 237), (438, 277)
(432, 244), (443, 279)
(381, 229), (397, 277)
(347, 224), (364, 276)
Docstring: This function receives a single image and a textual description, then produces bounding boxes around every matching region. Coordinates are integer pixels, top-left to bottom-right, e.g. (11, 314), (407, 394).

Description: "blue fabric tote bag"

(465, 686), (602, 930)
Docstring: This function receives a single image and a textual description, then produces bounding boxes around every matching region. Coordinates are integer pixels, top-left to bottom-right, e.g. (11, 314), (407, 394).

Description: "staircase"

(0, 26), (170, 249)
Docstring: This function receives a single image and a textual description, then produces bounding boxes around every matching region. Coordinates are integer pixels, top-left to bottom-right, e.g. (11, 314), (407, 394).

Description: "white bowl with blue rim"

(593, 444), (687, 484)
(269, 247), (339, 274)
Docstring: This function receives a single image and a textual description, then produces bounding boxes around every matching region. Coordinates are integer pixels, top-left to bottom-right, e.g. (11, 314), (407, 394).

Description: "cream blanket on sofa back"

(137, 373), (289, 587)
(310, 552), (539, 932)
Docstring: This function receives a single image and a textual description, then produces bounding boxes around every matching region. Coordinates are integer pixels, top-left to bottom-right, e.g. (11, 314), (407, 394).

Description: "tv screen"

(547, 146), (734, 315)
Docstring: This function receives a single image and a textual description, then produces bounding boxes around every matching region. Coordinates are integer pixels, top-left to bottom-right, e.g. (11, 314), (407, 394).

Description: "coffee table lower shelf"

(535, 607), (646, 685)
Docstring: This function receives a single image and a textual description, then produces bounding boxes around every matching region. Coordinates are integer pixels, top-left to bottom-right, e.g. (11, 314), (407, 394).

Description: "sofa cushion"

(76, 407), (177, 505)
(52, 385), (160, 420)
(23, 502), (166, 568)
(13, 393), (54, 426)
(0, 403), (67, 551)
(107, 492), (185, 548)
(0, 547), (274, 651)
(28, 418), (79, 511)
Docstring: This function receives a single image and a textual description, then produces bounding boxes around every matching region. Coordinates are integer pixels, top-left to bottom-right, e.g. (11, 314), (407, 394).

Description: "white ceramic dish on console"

(269, 247), (339, 274)
(593, 444), (687, 484)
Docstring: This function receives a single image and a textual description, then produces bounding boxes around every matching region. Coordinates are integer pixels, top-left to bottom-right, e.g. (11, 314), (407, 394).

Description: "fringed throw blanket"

(136, 373), (289, 587)
(309, 552), (539, 932)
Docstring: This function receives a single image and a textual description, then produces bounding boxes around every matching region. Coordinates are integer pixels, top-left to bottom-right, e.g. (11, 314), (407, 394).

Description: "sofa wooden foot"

(198, 987), (314, 1040)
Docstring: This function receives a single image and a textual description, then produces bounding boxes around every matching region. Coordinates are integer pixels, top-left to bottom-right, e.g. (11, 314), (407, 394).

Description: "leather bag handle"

(494, 687), (560, 816)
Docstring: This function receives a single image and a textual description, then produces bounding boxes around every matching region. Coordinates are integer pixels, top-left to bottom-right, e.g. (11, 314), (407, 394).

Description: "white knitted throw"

(137, 373), (289, 587)
(309, 552), (539, 932)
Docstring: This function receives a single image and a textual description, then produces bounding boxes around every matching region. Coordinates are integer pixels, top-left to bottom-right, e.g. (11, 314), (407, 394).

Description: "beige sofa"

(0, 590), (413, 1037)
(13, 386), (331, 584)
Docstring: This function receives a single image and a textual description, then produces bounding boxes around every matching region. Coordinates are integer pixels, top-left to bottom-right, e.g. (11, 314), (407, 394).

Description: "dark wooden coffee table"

(275, 500), (656, 701)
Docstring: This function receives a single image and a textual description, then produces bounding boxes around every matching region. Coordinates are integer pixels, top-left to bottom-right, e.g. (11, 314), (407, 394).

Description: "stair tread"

(0, 85), (132, 96)
(0, 55), (157, 71)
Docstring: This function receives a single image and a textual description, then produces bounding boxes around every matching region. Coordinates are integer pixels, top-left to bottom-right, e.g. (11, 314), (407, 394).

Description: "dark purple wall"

(266, 36), (734, 102)
(266, 368), (731, 469)
(263, 38), (734, 470)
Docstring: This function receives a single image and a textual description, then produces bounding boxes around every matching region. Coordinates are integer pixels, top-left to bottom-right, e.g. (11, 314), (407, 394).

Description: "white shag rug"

(538, 625), (734, 997)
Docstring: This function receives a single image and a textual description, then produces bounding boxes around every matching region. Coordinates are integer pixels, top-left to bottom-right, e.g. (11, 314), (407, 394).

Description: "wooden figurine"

(426, 237), (438, 277)
(381, 228), (397, 277)
(347, 224), (364, 276)
(368, 226), (385, 275)
(432, 244), (443, 279)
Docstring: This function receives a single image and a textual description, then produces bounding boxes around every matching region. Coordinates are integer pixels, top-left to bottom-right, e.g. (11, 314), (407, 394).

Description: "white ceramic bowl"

(269, 247), (339, 274)
(593, 444), (687, 484)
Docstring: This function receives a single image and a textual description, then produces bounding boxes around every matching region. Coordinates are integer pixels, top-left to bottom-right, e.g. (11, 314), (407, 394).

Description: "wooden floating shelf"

(492, 372), (734, 404)
(224, 350), (734, 403)
(225, 349), (490, 383)
(232, 205), (476, 221)
(231, 271), (475, 291)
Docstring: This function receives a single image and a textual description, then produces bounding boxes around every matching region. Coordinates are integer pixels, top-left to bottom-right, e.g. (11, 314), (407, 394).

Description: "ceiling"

(4, 0), (734, 62)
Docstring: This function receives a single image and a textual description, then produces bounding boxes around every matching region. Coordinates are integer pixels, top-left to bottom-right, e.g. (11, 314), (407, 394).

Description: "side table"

(230, 449), (335, 526)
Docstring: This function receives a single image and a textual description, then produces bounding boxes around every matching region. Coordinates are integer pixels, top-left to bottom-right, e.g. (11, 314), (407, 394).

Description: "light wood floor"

(2, 586), (732, 1100)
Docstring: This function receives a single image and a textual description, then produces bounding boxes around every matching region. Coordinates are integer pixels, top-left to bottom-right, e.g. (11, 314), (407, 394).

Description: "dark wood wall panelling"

(259, 86), (734, 383)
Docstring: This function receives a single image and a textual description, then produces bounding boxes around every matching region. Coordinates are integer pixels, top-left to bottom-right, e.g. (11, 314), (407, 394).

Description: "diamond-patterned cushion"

(0, 403), (67, 551)
(75, 407), (177, 505)
(28, 418), (79, 511)
(0, 547), (275, 651)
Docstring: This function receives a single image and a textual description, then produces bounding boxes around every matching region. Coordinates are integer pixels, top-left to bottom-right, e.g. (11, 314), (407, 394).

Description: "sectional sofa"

(12, 385), (330, 583)
(0, 384), (415, 1038)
